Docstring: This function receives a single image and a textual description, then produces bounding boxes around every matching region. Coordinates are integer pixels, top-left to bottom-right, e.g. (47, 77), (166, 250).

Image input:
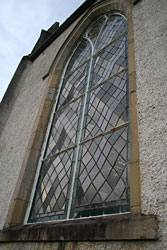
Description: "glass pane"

(45, 97), (83, 157)
(29, 14), (129, 223)
(83, 70), (128, 140)
(58, 62), (89, 108)
(86, 16), (106, 43)
(66, 39), (91, 73)
(29, 148), (75, 222)
(96, 15), (127, 51)
(72, 126), (129, 218)
(91, 34), (127, 88)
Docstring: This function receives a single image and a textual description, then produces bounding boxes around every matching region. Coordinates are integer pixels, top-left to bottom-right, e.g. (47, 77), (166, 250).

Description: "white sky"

(0, 0), (84, 102)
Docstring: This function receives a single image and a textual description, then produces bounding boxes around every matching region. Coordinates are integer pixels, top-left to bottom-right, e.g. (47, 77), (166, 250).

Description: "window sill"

(0, 214), (157, 242)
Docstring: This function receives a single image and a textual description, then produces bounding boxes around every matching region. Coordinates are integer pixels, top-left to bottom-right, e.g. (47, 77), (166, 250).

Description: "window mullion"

(66, 38), (94, 219)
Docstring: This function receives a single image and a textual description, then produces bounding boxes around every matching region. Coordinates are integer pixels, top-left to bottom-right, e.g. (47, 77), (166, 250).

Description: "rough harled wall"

(0, 64), (48, 230)
(0, 0), (167, 249)
(132, 0), (167, 248)
(0, 16), (82, 230)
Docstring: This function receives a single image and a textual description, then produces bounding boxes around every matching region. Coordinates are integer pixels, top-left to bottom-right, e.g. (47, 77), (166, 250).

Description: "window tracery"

(28, 13), (130, 223)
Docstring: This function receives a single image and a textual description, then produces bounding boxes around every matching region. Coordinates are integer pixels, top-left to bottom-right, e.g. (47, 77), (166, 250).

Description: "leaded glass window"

(28, 13), (130, 223)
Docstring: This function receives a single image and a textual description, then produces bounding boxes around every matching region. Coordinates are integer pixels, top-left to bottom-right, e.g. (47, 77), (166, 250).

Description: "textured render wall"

(0, 16), (82, 230)
(0, 67), (48, 230)
(132, 0), (167, 248)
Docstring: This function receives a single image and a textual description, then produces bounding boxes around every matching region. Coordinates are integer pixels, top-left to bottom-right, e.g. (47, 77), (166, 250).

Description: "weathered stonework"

(0, 215), (157, 241)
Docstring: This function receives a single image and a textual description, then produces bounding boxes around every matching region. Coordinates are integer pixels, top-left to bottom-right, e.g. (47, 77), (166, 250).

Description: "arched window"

(28, 13), (129, 223)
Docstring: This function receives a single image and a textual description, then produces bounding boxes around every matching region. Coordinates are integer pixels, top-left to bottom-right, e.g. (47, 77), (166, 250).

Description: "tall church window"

(28, 13), (130, 223)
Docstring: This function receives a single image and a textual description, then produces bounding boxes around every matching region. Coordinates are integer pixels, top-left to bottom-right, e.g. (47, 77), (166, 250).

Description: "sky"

(0, 0), (84, 102)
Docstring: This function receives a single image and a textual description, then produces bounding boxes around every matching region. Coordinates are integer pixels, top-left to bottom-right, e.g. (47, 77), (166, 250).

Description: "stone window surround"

(0, 0), (157, 241)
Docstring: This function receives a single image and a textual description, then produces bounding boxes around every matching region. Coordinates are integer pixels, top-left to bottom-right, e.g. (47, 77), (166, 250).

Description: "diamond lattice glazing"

(91, 34), (127, 88)
(29, 148), (75, 222)
(29, 13), (129, 223)
(72, 126), (129, 218)
(83, 70), (128, 140)
(45, 97), (83, 157)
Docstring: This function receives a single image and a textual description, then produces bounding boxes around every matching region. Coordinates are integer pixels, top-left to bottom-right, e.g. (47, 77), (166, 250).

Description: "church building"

(0, 0), (167, 249)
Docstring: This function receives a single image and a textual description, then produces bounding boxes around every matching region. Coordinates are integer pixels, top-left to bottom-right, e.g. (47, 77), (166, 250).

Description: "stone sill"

(0, 214), (158, 242)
